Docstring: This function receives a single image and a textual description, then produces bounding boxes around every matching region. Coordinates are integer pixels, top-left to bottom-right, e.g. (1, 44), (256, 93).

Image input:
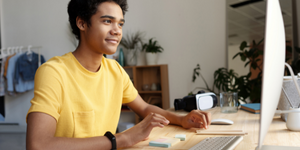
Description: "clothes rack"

(0, 45), (42, 66)
(0, 45), (43, 125)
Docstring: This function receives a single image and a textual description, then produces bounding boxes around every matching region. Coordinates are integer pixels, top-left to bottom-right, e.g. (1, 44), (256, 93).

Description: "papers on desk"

(196, 129), (248, 135)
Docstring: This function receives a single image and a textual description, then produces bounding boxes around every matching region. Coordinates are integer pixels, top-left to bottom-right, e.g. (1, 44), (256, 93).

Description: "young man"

(26, 0), (211, 149)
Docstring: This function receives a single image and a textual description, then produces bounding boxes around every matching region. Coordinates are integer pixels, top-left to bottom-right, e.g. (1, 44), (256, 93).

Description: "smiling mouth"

(106, 39), (118, 44)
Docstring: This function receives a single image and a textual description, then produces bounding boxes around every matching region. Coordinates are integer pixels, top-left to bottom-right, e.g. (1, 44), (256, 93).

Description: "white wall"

(1, 0), (76, 126)
(125, 0), (226, 103)
(1, 0), (226, 125)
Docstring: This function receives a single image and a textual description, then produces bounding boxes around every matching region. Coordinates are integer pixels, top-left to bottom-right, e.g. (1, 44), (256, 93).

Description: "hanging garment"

(3, 53), (16, 79)
(6, 53), (22, 94)
(0, 57), (7, 96)
(15, 52), (45, 82)
(14, 52), (45, 93)
(14, 75), (34, 93)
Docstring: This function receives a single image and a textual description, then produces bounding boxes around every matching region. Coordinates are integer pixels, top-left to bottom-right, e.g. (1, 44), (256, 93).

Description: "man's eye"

(104, 20), (111, 23)
(119, 22), (124, 27)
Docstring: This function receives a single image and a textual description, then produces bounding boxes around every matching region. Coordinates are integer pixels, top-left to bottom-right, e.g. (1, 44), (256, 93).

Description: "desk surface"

(122, 107), (300, 150)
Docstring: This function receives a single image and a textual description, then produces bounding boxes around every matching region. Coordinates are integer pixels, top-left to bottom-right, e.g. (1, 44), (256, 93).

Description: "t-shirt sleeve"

(26, 64), (62, 122)
(116, 62), (138, 104)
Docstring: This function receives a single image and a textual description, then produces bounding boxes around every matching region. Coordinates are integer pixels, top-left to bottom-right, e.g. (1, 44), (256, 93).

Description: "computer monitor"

(257, 0), (286, 149)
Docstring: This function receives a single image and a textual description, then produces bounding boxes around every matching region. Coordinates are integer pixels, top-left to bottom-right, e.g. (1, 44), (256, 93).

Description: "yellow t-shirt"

(27, 52), (138, 138)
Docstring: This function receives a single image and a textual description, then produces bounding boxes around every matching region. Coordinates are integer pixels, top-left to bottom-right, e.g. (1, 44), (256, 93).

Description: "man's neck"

(72, 45), (103, 72)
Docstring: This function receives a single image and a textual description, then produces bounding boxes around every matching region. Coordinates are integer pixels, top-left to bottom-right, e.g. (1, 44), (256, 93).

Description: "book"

(149, 137), (180, 148)
(241, 103), (261, 114)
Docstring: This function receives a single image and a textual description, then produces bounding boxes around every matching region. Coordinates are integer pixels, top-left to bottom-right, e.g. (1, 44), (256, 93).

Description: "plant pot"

(146, 53), (158, 65)
(125, 49), (137, 66)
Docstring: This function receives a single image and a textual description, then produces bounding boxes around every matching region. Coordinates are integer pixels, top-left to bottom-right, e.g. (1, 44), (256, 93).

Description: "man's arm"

(27, 111), (169, 150)
(26, 112), (126, 150)
(127, 94), (211, 129)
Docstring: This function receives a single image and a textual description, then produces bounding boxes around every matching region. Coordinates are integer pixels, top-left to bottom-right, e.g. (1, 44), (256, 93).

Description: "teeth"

(107, 40), (117, 43)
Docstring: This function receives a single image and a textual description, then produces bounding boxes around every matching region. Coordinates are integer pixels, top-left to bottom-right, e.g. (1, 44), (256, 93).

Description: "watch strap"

(104, 131), (116, 150)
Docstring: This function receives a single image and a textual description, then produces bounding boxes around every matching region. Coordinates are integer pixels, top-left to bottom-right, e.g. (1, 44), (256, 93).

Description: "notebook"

(241, 103), (260, 114)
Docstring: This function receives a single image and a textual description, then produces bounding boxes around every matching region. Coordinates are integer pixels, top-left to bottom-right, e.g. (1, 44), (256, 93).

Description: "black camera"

(174, 91), (217, 112)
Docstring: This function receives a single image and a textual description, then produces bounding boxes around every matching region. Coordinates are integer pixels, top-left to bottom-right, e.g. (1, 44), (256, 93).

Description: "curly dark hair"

(67, 0), (128, 40)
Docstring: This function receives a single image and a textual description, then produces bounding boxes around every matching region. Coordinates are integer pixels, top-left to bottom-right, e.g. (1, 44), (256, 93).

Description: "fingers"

(204, 112), (211, 125)
(190, 117), (204, 128)
(153, 113), (170, 125)
(121, 113), (170, 147)
(197, 111), (211, 125)
(191, 110), (210, 129)
(145, 113), (170, 128)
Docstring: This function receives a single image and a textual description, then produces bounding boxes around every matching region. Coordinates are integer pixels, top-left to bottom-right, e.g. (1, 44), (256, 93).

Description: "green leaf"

(232, 53), (240, 60)
(241, 55), (246, 61)
(244, 61), (250, 67)
(120, 31), (145, 49)
(257, 38), (264, 46)
(240, 41), (247, 51)
(251, 63), (257, 70)
(144, 38), (164, 53)
(247, 72), (252, 78)
(192, 76), (196, 82)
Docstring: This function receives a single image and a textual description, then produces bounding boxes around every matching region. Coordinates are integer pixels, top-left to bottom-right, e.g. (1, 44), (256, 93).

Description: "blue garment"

(14, 74), (35, 93)
(6, 53), (22, 92)
(15, 52), (45, 82)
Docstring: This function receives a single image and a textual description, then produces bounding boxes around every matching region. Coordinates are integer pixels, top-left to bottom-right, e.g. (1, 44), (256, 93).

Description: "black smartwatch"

(104, 131), (116, 150)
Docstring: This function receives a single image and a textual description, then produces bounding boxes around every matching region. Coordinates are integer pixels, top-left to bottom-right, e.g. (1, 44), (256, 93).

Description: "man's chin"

(105, 51), (117, 55)
(105, 49), (118, 55)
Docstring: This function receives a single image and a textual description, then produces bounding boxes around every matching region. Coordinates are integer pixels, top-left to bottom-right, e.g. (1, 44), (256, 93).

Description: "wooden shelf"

(138, 91), (162, 94)
(122, 65), (170, 124)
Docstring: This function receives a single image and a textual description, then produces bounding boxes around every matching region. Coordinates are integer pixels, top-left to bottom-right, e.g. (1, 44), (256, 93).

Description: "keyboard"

(189, 136), (243, 150)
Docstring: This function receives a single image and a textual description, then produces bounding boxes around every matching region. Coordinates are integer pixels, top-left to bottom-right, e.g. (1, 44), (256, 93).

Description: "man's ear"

(76, 16), (86, 31)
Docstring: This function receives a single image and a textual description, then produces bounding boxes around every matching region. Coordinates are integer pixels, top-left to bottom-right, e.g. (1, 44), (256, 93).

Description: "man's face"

(82, 2), (124, 55)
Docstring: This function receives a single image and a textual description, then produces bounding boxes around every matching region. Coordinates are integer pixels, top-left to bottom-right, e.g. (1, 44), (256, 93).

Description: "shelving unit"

(123, 64), (170, 123)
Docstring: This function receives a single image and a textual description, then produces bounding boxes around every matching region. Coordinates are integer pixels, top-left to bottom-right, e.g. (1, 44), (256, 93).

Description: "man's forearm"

(27, 132), (128, 150)
(142, 104), (184, 126)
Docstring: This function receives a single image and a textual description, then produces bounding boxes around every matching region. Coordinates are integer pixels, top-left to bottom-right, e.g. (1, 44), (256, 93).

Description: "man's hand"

(119, 113), (169, 147)
(181, 110), (211, 129)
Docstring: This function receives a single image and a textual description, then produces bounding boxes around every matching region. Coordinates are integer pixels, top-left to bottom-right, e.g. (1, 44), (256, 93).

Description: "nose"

(110, 23), (121, 36)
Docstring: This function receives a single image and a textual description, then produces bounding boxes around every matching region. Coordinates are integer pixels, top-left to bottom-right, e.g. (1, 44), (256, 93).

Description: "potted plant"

(191, 64), (249, 103)
(142, 38), (164, 65)
(285, 45), (300, 75)
(233, 39), (264, 103)
(190, 39), (264, 103)
(119, 31), (144, 66)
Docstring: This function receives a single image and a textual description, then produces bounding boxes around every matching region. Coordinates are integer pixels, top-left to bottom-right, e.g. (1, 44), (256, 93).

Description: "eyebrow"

(100, 15), (125, 22)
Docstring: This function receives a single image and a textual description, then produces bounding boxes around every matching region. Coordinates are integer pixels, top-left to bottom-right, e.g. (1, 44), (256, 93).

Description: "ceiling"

(227, 0), (293, 45)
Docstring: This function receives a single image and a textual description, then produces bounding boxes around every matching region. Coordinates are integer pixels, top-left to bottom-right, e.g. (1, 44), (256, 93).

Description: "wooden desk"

(122, 107), (300, 150)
